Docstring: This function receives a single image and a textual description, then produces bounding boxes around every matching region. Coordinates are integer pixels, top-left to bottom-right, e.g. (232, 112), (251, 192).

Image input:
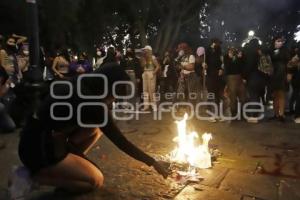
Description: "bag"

(258, 55), (273, 75)
(43, 66), (54, 81)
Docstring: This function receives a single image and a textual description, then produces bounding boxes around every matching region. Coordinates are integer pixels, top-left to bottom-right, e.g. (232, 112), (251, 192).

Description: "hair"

(103, 47), (117, 64)
(58, 48), (71, 62)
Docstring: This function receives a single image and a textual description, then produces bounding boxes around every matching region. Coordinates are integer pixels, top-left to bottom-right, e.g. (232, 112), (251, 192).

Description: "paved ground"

(0, 113), (300, 200)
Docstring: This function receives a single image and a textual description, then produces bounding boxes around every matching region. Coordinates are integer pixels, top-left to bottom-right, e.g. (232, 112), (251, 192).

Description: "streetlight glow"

(248, 30), (255, 37)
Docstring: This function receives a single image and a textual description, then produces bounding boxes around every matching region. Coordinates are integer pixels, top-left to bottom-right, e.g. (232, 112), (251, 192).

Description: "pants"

(295, 90), (300, 118)
(247, 72), (266, 117)
(273, 90), (286, 117)
(177, 72), (200, 105)
(0, 103), (16, 133)
(226, 75), (246, 115)
(289, 85), (300, 113)
(125, 70), (136, 102)
(207, 75), (225, 105)
(160, 77), (177, 102)
(142, 71), (156, 108)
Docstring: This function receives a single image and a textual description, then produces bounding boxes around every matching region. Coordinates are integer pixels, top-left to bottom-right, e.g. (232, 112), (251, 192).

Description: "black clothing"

(270, 48), (289, 91)
(19, 63), (155, 174)
(224, 56), (244, 76)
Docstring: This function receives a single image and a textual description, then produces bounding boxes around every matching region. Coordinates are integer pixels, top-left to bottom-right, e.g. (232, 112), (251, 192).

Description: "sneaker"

(208, 117), (217, 123)
(268, 115), (278, 121)
(247, 117), (259, 123)
(295, 117), (300, 124)
(8, 166), (33, 200)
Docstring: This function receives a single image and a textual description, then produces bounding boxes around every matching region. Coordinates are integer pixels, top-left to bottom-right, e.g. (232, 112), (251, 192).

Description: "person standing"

(0, 66), (16, 133)
(120, 48), (142, 101)
(52, 49), (71, 80)
(140, 46), (160, 111)
(223, 47), (247, 119)
(174, 43), (200, 115)
(160, 51), (177, 102)
(70, 53), (93, 75)
(287, 46), (300, 123)
(270, 36), (289, 122)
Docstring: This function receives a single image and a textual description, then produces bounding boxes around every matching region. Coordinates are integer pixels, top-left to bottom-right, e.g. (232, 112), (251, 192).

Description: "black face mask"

(7, 45), (17, 53)
(78, 60), (85, 65)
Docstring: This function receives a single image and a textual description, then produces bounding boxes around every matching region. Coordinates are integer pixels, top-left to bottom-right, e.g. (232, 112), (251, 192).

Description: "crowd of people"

(1, 34), (300, 140)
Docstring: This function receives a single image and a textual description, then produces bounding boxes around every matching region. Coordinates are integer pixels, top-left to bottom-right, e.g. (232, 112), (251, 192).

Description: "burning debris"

(155, 113), (221, 185)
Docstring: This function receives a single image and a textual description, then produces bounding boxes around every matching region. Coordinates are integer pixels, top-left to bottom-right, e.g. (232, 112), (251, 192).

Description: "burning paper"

(169, 113), (212, 169)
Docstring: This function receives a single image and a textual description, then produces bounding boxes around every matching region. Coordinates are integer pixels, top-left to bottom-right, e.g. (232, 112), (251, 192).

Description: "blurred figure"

(287, 46), (300, 117)
(206, 39), (224, 106)
(0, 66), (16, 133)
(160, 50), (177, 102)
(93, 48), (106, 69)
(176, 43), (199, 109)
(102, 47), (117, 66)
(223, 47), (246, 119)
(120, 48), (142, 101)
(17, 43), (30, 73)
(243, 39), (264, 123)
(270, 36), (289, 122)
(257, 47), (273, 105)
(195, 47), (207, 100)
(52, 48), (71, 79)
(0, 35), (24, 85)
(140, 45), (160, 111)
(70, 52), (92, 75)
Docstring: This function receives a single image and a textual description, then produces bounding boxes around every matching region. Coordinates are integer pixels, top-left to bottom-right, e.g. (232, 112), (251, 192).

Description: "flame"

(170, 113), (212, 169)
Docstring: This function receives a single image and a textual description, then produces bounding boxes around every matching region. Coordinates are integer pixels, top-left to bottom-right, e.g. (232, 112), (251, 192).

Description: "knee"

(89, 170), (104, 190)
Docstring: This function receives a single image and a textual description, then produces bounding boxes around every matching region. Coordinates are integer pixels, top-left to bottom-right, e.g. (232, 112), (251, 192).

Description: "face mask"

(23, 50), (29, 56)
(7, 45), (17, 52)
(96, 51), (102, 56)
(179, 50), (184, 57)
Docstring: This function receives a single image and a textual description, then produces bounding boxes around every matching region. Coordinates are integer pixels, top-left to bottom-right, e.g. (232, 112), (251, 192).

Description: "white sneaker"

(295, 118), (300, 124)
(208, 117), (217, 123)
(8, 166), (33, 200)
(247, 117), (259, 123)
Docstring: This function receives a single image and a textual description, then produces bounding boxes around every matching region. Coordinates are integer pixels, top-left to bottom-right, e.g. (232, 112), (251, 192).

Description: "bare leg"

(34, 153), (104, 193)
(69, 128), (102, 155)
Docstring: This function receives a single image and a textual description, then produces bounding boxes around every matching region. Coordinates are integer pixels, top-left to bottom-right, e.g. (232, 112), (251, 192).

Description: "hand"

(218, 69), (223, 76)
(58, 74), (64, 79)
(152, 160), (170, 179)
(202, 63), (208, 69)
(287, 74), (292, 82)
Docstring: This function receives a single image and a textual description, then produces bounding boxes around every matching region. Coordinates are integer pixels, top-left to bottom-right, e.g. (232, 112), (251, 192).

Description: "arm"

(101, 114), (155, 166)
(153, 57), (161, 74)
(12, 34), (27, 45)
(52, 57), (63, 77)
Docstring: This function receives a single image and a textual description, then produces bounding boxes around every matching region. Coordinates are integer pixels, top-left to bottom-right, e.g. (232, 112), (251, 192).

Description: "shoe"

(278, 116), (286, 123)
(295, 117), (300, 124)
(8, 166), (33, 200)
(268, 115), (278, 121)
(208, 117), (217, 123)
(247, 117), (258, 123)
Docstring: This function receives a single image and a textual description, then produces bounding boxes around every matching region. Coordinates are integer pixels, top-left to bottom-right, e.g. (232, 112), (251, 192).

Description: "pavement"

(0, 113), (300, 200)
